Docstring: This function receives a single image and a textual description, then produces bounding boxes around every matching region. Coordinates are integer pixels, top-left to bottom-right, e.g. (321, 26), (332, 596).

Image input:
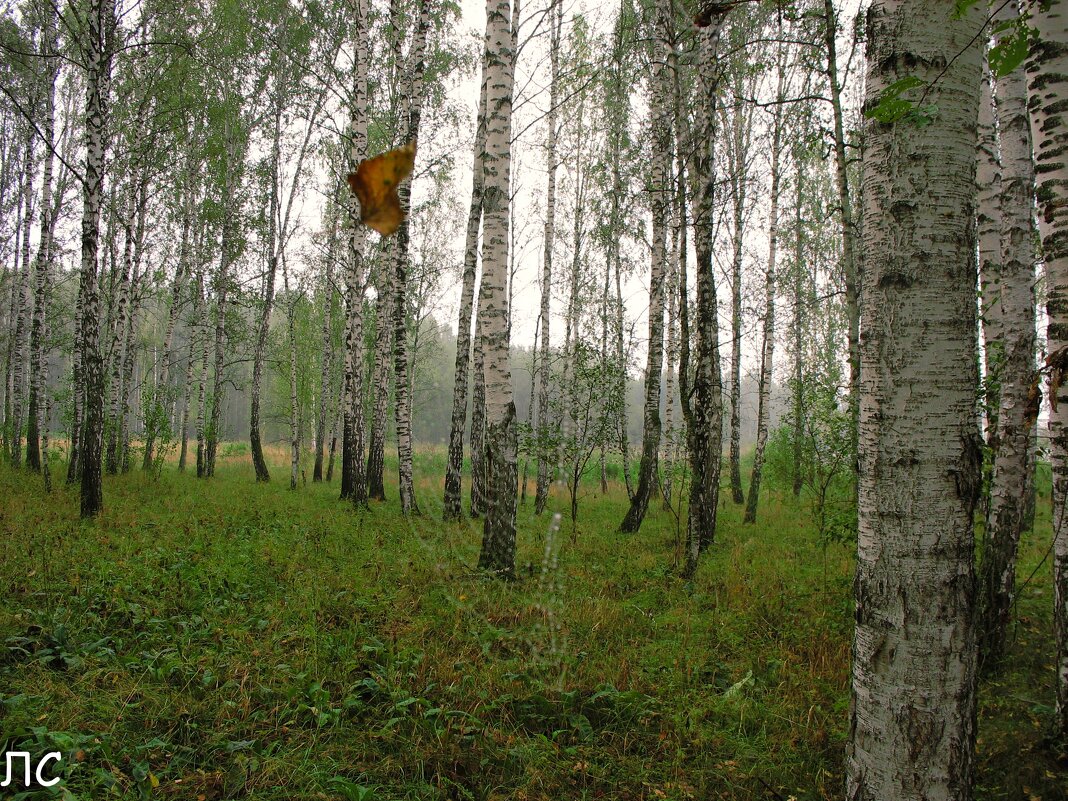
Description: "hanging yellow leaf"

(345, 141), (417, 237)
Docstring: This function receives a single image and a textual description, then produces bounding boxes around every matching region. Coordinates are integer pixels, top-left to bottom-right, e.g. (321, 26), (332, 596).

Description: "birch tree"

(25, 0), (58, 474)
(743, 30), (786, 525)
(534, 0), (561, 515)
(442, 74), (487, 520)
(619, 0), (671, 533)
(847, 3), (983, 797)
(978, 0), (1037, 670)
(391, 0), (431, 516)
(76, 0), (116, 516)
(681, 7), (731, 578)
(314, 205), (339, 482)
(1023, 0), (1068, 738)
(476, 0), (517, 577)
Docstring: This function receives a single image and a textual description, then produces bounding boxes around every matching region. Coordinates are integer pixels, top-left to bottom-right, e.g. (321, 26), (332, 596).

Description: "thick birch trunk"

(78, 0), (114, 517)
(342, 0), (370, 504)
(1022, 0), (1068, 738)
(389, 0), (430, 516)
(681, 15), (728, 578)
(846, 3), (983, 797)
(26, 4), (58, 472)
(978, 0), (1038, 670)
(476, 0), (517, 577)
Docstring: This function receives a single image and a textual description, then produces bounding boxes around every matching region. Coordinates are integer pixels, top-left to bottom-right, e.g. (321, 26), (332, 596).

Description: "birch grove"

(0, 0), (1065, 795)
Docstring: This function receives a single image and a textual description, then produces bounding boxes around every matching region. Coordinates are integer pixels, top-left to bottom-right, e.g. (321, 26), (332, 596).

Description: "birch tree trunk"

(348, 6), (373, 504)
(614, 243), (632, 498)
(846, 3), (983, 797)
(604, 5), (632, 499)
(978, 62), (1004, 444)
(67, 276), (84, 483)
(726, 93), (750, 507)
(178, 258), (201, 473)
(681, 13), (729, 578)
(283, 255), (299, 489)
(620, 5), (670, 533)
(10, 124), (36, 468)
(978, 0), (1037, 671)
(314, 213), (337, 482)
(476, 0), (517, 577)
(661, 224), (678, 509)
(195, 263), (210, 478)
(743, 49), (784, 526)
(77, 0), (114, 517)
(250, 101), (283, 483)
(364, 255), (391, 500)
(534, 0), (561, 516)
(469, 278), (488, 516)
(443, 74), (487, 520)
(4, 160), (26, 461)
(106, 184), (136, 475)
(824, 0), (860, 419)
(205, 121), (240, 479)
(26, 3), (58, 473)
(342, 0), (370, 504)
(1022, 0), (1068, 738)
(390, 0), (430, 516)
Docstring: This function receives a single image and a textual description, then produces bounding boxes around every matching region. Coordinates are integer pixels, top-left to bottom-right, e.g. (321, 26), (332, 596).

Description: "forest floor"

(0, 444), (1065, 801)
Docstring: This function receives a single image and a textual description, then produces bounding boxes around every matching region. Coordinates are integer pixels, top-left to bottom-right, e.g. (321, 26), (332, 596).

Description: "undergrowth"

(0, 445), (1063, 800)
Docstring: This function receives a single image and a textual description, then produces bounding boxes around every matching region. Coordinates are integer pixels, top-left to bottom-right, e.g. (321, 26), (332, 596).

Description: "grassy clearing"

(0, 445), (1064, 800)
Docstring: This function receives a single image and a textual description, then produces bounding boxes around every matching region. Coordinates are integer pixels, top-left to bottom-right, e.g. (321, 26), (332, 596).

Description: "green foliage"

(766, 379), (856, 549)
(988, 18), (1032, 79)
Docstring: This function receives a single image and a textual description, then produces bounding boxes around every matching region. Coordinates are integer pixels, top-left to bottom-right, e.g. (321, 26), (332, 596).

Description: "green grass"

(0, 445), (1064, 800)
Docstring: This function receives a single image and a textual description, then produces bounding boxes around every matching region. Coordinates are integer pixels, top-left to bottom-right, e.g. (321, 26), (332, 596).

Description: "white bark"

(535, 0), (561, 515)
(847, 3), (984, 798)
(1022, 0), (1068, 738)
(979, 0), (1038, 669)
(476, 0), (518, 577)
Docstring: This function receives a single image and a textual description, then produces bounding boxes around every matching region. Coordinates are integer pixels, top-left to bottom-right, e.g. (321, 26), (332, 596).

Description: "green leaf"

(989, 28), (1030, 78)
(864, 76), (929, 124)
